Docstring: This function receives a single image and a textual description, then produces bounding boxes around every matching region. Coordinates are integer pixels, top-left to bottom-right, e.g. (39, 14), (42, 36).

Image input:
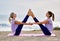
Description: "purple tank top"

(45, 18), (53, 33)
(11, 19), (18, 33)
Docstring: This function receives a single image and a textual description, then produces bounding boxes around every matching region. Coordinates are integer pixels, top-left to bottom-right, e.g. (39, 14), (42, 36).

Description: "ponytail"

(9, 12), (14, 23)
(48, 11), (55, 21)
(52, 14), (55, 21)
(9, 17), (11, 23)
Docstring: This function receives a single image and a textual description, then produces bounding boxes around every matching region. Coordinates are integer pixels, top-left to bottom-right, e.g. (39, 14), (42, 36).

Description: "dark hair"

(9, 12), (15, 22)
(48, 11), (55, 21)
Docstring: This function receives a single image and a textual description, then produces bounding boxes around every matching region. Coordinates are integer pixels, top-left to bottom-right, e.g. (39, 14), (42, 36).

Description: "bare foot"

(31, 12), (35, 18)
(27, 9), (35, 18)
(27, 9), (32, 16)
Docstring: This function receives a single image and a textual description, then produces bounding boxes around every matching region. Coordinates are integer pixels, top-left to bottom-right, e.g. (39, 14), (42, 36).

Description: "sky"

(0, 0), (60, 22)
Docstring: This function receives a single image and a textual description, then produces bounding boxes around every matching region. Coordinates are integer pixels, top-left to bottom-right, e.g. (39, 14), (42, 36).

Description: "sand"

(0, 30), (60, 41)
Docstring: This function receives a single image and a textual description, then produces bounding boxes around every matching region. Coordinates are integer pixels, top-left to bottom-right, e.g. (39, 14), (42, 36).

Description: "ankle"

(32, 16), (35, 18)
(27, 14), (30, 16)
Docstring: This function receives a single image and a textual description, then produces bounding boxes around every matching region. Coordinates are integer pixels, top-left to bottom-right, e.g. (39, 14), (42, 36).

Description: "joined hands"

(27, 22), (37, 25)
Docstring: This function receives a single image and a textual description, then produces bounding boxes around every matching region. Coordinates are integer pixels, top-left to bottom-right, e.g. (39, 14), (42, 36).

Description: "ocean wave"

(0, 22), (60, 31)
(0, 22), (60, 27)
(0, 22), (10, 27)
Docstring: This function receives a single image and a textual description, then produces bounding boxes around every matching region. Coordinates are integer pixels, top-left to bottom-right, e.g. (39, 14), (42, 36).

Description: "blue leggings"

(14, 15), (51, 36)
(33, 18), (51, 35)
(14, 15), (29, 36)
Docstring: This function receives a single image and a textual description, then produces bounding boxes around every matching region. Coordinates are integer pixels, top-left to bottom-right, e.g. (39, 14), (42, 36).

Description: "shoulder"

(47, 18), (52, 24)
(11, 19), (16, 24)
(48, 18), (52, 21)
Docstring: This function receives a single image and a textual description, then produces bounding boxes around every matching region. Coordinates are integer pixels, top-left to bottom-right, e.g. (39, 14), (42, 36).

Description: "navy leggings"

(33, 18), (51, 35)
(14, 15), (29, 36)
(14, 15), (51, 36)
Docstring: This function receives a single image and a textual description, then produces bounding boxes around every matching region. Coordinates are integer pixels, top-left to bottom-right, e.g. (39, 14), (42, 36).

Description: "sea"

(0, 15), (60, 31)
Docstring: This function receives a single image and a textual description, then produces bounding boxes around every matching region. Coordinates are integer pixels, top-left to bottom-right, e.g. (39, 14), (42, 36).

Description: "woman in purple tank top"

(8, 11), (33, 35)
(30, 10), (55, 36)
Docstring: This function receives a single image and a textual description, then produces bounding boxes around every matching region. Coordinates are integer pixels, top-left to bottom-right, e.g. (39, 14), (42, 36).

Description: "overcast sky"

(0, 0), (60, 22)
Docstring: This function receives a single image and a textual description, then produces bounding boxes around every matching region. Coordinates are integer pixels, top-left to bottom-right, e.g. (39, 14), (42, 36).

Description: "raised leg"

(14, 9), (32, 36)
(30, 10), (51, 35)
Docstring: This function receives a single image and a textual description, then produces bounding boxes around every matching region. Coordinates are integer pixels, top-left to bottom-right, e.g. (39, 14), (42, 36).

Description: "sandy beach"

(0, 30), (60, 41)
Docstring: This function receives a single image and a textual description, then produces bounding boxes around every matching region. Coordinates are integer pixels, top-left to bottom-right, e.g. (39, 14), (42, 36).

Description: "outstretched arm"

(14, 9), (34, 25)
(27, 9), (49, 24)
(15, 21), (32, 25)
(32, 20), (49, 24)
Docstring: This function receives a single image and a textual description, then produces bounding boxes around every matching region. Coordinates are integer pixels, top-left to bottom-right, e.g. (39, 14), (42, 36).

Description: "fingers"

(28, 22), (37, 25)
(28, 23), (33, 25)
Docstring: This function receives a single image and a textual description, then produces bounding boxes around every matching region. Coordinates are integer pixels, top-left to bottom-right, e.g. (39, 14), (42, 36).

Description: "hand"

(28, 23), (33, 25)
